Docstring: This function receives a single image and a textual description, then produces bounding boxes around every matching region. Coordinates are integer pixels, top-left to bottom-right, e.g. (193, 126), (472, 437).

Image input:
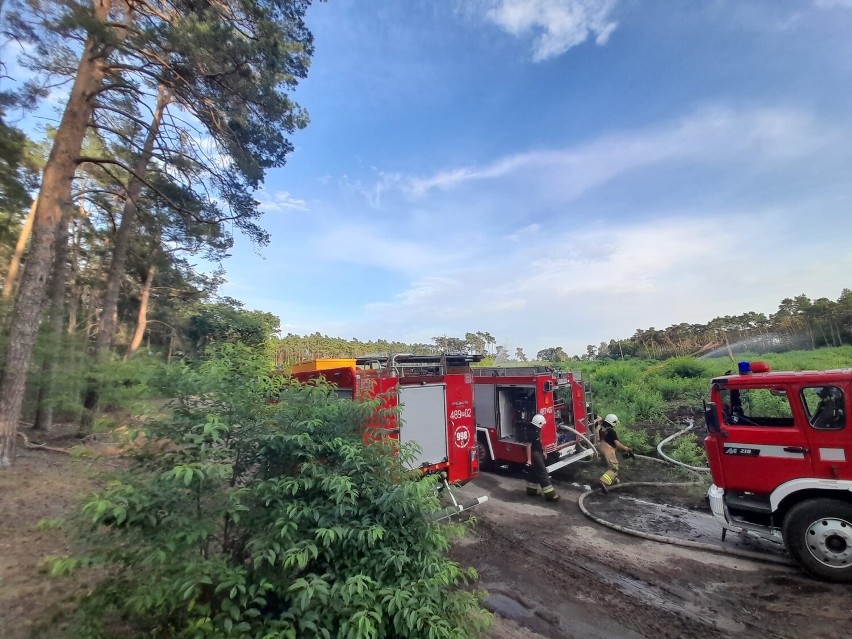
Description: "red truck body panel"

(292, 357), (480, 485)
(472, 367), (591, 470)
(705, 367), (852, 493)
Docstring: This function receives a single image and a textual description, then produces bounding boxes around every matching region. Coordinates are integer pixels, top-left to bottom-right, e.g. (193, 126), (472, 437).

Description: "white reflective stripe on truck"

(819, 448), (846, 461)
(723, 443), (806, 459)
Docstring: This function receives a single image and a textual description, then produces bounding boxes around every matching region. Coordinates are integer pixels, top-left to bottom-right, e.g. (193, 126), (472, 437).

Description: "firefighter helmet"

(604, 413), (619, 426)
(531, 414), (546, 428)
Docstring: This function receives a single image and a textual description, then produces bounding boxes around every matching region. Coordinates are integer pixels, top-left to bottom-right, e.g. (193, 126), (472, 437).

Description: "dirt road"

(451, 466), (851, 639)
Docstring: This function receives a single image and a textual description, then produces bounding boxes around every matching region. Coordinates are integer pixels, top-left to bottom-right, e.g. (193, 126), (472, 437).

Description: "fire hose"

(576, 424), (795, 567)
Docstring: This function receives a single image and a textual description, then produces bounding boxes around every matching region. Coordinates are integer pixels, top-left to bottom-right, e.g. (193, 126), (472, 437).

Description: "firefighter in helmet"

(595, 413), (633, 494)
(524, 413), (560, 502)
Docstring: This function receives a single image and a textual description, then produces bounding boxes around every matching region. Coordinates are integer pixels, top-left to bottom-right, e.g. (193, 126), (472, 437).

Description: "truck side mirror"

(543, 381), (553, 392)
(704, 400), (721, 433)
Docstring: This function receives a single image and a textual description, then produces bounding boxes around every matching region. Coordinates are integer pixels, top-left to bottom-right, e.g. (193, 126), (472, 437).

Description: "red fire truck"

(291, 354), (485, 491)
(703, 361), (852, 582)
(472, 367), (595, 473)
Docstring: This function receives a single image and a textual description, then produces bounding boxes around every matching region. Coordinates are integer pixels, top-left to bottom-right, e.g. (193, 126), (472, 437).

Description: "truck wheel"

(782, 498), (852, 583)
(477, 437), (494, 472)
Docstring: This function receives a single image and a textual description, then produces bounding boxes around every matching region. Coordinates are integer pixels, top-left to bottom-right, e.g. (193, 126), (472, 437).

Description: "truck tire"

(477, 436), (494, 472)
(782, 498), (852, 583)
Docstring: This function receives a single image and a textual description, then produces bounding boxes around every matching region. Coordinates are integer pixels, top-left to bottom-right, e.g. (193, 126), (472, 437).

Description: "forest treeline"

(270, 290), (852, 365)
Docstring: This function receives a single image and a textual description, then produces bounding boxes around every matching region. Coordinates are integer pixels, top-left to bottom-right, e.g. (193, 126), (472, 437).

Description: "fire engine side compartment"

(398, 384), (449, 470)
(474, 378), (539, 465)
(397, 373), (478, 484)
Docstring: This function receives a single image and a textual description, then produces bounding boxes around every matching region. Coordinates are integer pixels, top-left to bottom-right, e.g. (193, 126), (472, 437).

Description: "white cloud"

(475, 0), (619, 61)
(380, 105), (829, 204)
(815, 0), (852, 8)
(341, 206), (852, 356)
(257, 190), (309, 213)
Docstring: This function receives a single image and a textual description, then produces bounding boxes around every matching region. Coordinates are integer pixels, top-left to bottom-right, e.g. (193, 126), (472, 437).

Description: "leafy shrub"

(656, 357), (709, 379)
(614, 425), (650, 454)
(57, 344), (490, 639)
(665, 433), (708, 467)
(649, 375), (709, 403)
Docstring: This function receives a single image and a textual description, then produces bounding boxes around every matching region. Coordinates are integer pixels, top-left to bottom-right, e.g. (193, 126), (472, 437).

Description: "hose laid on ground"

(655, 418), (710, 473)
(577, 452), (794, 566)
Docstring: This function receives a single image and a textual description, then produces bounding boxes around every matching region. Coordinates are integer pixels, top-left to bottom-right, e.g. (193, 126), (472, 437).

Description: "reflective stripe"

(724, 442), (806, 459)
(819, 448), (847, 462)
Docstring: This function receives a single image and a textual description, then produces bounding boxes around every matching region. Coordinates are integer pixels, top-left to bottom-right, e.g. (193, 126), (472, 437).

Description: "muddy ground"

(452, 458), (851, 639)
(1, 426), (850, 639)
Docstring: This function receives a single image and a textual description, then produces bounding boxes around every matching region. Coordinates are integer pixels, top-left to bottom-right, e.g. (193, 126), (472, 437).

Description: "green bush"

(613, 425), (650, 454)
(56, 344), (490, 639)
(656, 357), (709, 379)
(664, 433), (708, 467)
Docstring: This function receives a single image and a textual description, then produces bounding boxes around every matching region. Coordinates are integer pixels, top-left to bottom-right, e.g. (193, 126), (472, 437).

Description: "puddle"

(585, 492), (790, 559)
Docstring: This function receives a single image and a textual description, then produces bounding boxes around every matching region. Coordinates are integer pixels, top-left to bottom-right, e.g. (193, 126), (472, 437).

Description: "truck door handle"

(783, 446), (809, 454)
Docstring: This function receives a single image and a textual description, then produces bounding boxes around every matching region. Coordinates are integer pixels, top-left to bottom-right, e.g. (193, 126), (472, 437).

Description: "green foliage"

(613, 424), (651, 454)
(656, 357), (710, 379)
(665, 433), (708, 467)
(187, 302), (281, 352)
(0, 95), (41, 213)
(58, 343), (490, 638)
(95, 355), (164, 410)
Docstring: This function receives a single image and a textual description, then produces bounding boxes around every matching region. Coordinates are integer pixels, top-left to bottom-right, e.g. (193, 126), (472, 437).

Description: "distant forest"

(274, 290), (852, 365)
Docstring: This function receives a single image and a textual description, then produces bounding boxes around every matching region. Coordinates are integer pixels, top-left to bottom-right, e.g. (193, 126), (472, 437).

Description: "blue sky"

(223, 0), (852, 357)
(10, 1), (852, 357)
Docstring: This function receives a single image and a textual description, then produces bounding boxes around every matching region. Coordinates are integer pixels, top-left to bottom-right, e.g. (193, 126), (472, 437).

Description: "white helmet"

(531, 414), (546, 428)
(604, 413), (619, 426)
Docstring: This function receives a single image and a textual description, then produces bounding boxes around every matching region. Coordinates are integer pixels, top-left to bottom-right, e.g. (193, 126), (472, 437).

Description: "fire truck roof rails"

(473, 365), (560, 377)
(353, 353), (485, 377)
(354, 353), (484, 366)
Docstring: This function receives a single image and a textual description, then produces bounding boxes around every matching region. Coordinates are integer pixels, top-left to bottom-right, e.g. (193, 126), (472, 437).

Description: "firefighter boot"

(542, 485), (560, 502)
(599, 471), (617, 495)
(526, 482), (540, 497)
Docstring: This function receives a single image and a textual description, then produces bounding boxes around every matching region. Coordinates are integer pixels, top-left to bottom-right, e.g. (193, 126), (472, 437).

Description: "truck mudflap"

(545, 446), (595, 473)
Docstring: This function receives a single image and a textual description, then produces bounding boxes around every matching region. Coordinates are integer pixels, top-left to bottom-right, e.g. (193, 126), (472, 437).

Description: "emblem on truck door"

(454, 425), (470, 448)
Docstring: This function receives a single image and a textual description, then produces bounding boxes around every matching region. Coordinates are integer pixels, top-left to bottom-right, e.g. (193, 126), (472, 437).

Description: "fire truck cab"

(704, 361), (852, 582)
(291, 354), (484, 487)
(473, 367), (595, 473)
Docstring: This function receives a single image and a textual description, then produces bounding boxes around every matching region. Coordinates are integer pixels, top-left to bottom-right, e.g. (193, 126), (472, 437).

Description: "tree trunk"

(126, 264), (156, 360)
(95, 85), (170, 358)
(0, 1), (113, 468)
(2, 197), (37, 303)
(66, 205), (86, 335)
(33, 203), (74, 432)
(81, 84), (169, 434)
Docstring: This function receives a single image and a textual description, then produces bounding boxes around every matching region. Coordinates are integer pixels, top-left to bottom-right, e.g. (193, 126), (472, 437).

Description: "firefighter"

(595, 413), (632, 494)
(524, 413), (560, 502)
